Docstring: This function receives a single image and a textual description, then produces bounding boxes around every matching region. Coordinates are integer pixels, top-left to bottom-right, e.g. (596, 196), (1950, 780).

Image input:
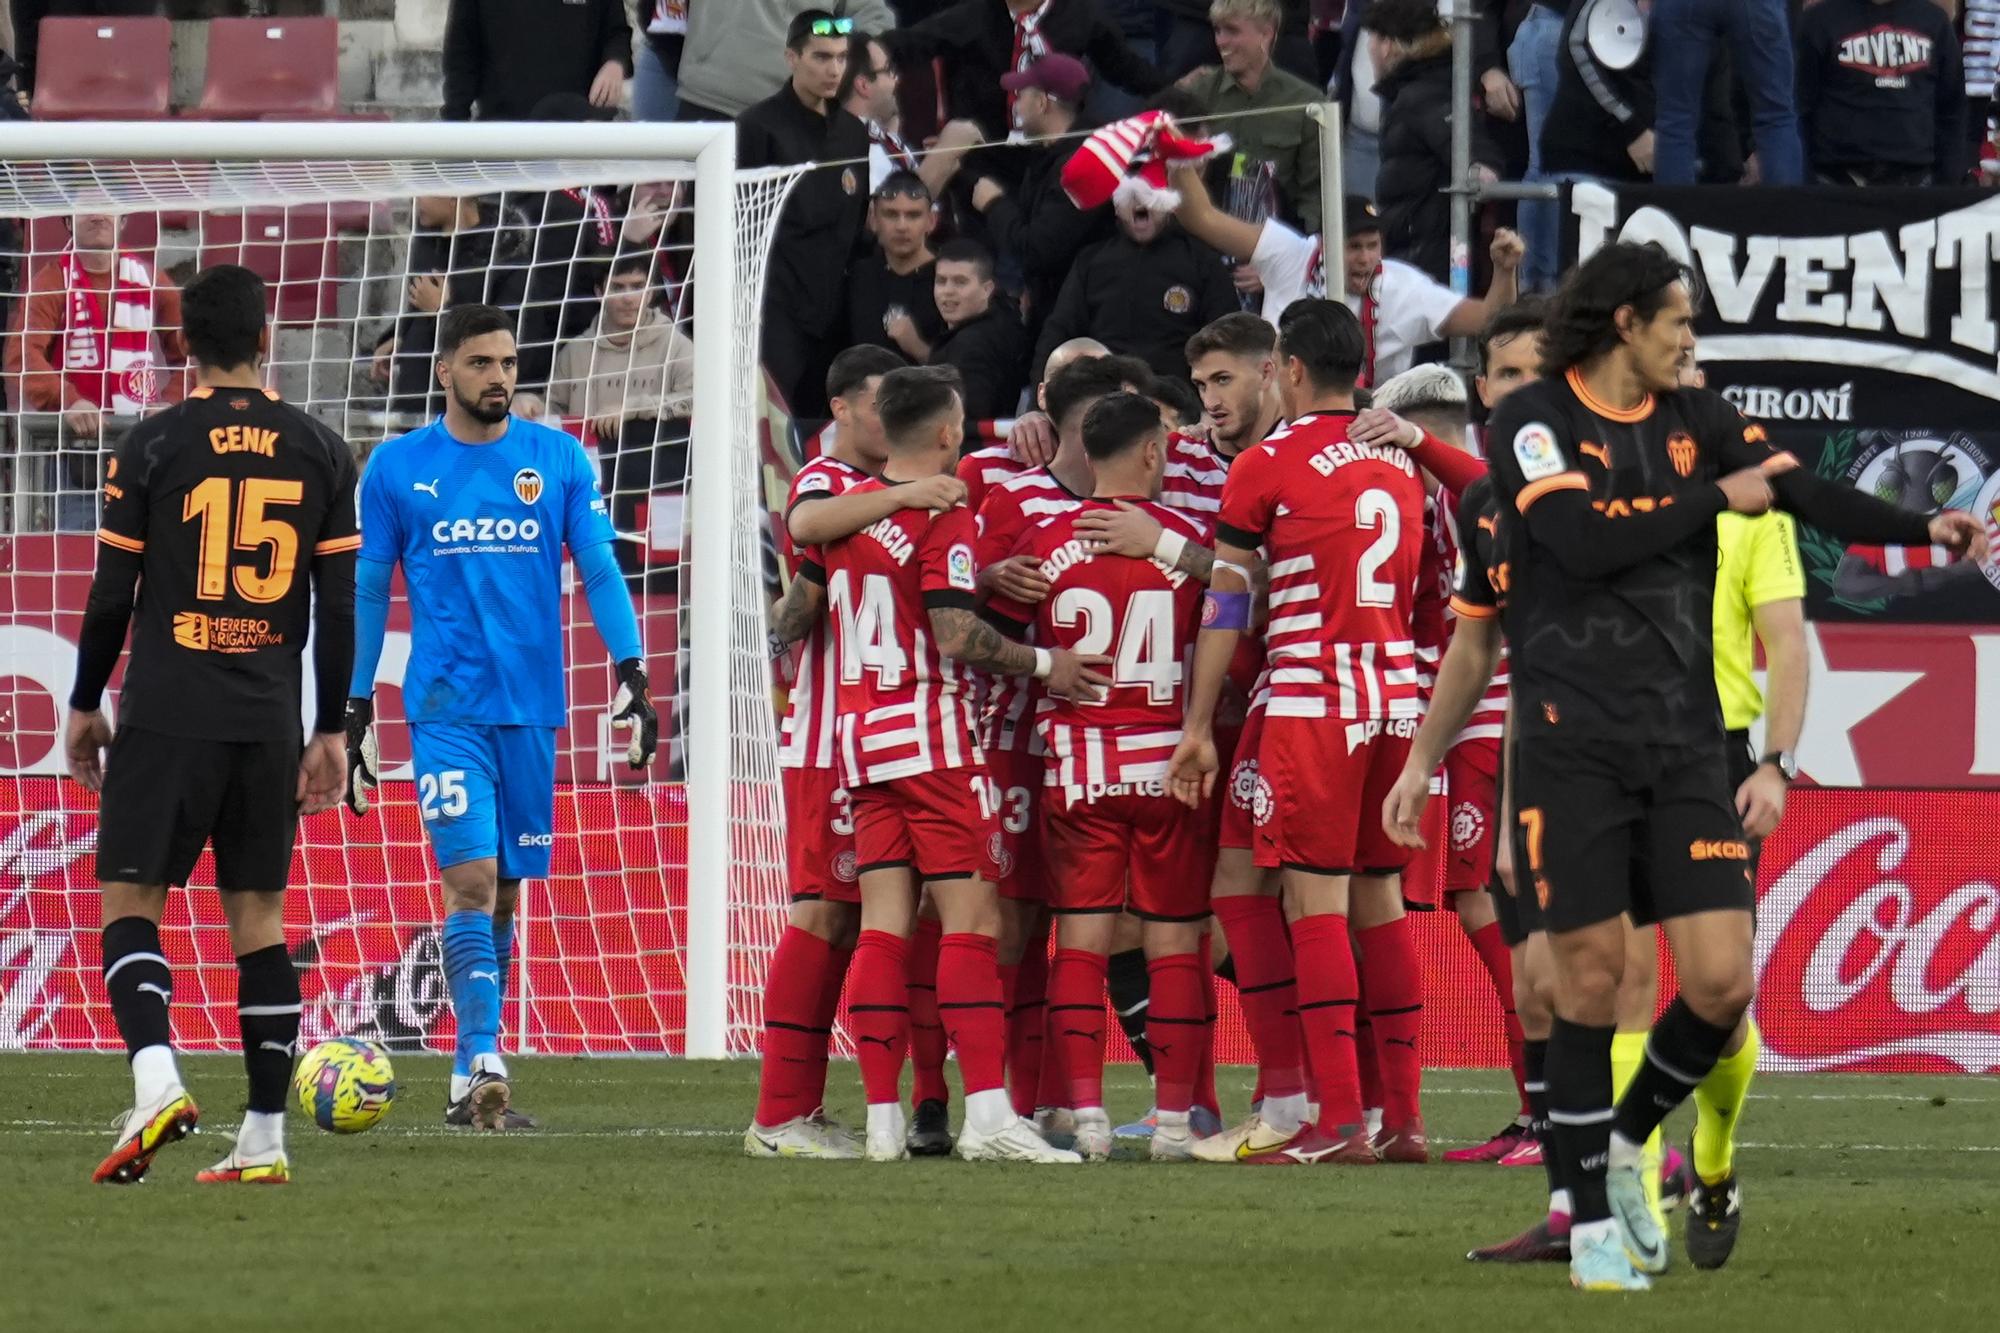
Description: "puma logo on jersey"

(413, 478), (441, 497)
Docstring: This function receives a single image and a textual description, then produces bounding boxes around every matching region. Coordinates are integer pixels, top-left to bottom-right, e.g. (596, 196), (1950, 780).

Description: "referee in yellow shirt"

(1679, 504), (1809, 1270)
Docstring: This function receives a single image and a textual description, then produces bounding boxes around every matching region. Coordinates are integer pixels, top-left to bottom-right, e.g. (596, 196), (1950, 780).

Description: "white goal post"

(0, 121), (803, 1060)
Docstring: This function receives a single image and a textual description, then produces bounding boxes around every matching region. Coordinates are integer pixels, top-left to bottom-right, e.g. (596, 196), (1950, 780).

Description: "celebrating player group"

(60, 243), (1987, 1294)
(745, 242), (1987, 1294)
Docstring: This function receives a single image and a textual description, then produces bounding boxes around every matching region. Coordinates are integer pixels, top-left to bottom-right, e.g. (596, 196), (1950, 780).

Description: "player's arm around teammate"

(65, 264), (357, 1185)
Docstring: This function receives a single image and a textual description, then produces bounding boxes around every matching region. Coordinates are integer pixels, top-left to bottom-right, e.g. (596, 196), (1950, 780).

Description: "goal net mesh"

(0, 151), (805, 1058)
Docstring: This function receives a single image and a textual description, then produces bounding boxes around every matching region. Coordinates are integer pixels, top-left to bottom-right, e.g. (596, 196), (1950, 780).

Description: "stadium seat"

(197, 208), (336, 324)
(194, 18), (340, 119)
(30, 17), (172, 121)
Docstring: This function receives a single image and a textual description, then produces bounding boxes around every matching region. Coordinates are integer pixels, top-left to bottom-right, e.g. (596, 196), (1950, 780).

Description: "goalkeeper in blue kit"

(345, 305), (657, 1130)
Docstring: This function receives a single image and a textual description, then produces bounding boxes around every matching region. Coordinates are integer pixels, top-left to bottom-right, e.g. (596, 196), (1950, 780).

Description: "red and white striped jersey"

(1216, 411), (1425, 723)
(806, 481), (983, 787)
(1846, 542), (1955, 575)
(1159, 431), (1232, 516)
(957, 444), (1027, 514)
(779, 454), (873, 770)
(990, 499), (1210, 796)
(1434, 486), (1509, 747)
(975, 465), (1089, 754)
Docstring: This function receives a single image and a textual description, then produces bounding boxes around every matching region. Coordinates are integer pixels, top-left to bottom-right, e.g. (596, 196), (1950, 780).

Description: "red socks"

(754, 926), (837, 1126)
(848, 929), (910, 1106)
(812, 943), (853, 1112)
(1357, 918), (1425, 1129)
(1047, 948), (1109, 1109)
(1355, 976), (1382, 1114)
(1194, 938), (1219, 1116)
(1466, 919), (1528, 1117)
(937, 933), (1006, 1097)
(906, 918), (948, 1106)
(1005, 938), (1050, 1117)
(1290, 913), (1363, 1133)
(1146, 952), (1205, 1115)
(1212, 895), (1306, 1099)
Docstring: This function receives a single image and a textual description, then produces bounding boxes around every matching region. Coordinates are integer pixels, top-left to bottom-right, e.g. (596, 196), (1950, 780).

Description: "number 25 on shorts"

(1517, 806), (1549, 909)
(419, 770), (468, 822)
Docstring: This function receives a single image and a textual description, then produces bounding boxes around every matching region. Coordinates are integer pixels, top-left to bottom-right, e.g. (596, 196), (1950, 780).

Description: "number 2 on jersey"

(1354, 487), (1400, 609)
(183, 476), (304, 603)
(1051, 587), (1178, 703)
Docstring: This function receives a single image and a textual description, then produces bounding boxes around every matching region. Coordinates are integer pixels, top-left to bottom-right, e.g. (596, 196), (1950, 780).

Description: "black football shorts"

(1509, 731), (1754, 934)
(96, 725), (303, 891)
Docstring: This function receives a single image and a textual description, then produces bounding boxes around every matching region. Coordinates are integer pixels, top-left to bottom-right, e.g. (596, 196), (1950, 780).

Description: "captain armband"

(1201, 590), (1252, 631)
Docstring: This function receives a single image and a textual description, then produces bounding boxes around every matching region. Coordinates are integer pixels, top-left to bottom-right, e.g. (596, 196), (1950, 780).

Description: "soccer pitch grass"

(3, 1057), (1995, 1332)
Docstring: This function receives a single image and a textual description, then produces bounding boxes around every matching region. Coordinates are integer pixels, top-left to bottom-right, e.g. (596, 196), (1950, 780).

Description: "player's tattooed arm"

(929, 605), (1037, 677)
(1073, 501), (1216, 582)
(769, 571), (828, 651)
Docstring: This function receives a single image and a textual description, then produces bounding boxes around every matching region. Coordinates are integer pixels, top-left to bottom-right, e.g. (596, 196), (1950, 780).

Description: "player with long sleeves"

(343, 304), (657, 1131)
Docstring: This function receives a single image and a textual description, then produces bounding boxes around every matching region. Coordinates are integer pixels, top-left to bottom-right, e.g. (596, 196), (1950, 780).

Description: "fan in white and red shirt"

(791, 365), (1101, 1164)
(984, 393), (1213, 1161)
(1173, 297), (1429, 1166)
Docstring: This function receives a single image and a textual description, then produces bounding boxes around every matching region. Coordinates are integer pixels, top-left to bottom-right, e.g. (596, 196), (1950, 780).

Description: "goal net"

(0, 122), (805, 1059)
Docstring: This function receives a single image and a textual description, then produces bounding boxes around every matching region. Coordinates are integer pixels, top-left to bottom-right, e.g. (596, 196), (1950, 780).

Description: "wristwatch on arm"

(1760, 750), (1798, 782)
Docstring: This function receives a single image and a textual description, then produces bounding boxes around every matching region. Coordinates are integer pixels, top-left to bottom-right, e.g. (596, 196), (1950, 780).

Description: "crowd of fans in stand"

(4, 0), (1999, 524)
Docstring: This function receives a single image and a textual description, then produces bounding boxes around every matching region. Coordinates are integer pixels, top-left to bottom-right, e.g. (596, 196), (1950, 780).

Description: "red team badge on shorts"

(1450, 800), (1485, 854)
(987, 831), (1014, 879)
(1229, 757), (1259, 813)
(1250, 771), (1275, 827)
(833, 849), (857, 883)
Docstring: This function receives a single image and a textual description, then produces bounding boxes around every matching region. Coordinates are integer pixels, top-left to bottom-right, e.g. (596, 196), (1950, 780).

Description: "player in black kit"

(1482, 243), (1987, 1292)
(64, 264), (358, 1187)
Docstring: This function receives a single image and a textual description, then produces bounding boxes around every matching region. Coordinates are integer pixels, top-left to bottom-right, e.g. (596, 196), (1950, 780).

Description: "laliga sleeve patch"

(1512, 422), (1564, 483)
(947, 543), (977, 592)
(794, 470), (834, 497)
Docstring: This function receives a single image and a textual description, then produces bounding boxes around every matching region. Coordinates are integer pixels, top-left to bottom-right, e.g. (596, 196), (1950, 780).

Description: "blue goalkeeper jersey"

(357, 415), (617, 727)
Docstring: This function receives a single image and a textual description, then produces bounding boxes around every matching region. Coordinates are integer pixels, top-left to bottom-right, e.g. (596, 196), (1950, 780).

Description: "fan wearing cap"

(1168, 165), (1524, 390)
(967, 53), (1118, 344)
(737, 9), (876, 418)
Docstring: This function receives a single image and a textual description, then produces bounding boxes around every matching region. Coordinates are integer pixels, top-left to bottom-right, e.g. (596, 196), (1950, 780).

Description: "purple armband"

(1201, 590), (1252, 631)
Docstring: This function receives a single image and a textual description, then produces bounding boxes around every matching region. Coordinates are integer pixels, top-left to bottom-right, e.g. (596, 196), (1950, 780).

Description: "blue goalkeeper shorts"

(408, 723), (557, 880)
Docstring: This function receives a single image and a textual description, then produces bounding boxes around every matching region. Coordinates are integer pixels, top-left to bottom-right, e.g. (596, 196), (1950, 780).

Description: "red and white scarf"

(868, 119), (922, 178)
(1007, 1), (1054, 125)
(60, 249), (165, 414)
(565, 188), (617, 249)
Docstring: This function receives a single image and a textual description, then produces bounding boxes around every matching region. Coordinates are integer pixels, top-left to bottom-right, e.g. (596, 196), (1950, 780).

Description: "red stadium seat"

(30, 17), (172, 121)
(197, 208), (337, 324)
(194, 18), (340, 119)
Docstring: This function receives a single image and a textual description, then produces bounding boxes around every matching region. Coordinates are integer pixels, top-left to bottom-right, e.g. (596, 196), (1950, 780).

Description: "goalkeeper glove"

(344, 696), (379, 815)
(611, 657), (658, 770)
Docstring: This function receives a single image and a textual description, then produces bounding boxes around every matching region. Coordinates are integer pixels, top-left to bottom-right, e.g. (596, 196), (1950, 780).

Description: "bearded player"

(748, 345), (977, 1159)
(986, 392), (1213, 1160)
(1170, 297), (1429, 1165)
(346, 304), (658, 1131)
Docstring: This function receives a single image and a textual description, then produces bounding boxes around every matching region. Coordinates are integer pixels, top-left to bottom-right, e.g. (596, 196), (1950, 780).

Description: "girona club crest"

(1450, 801), (1486, 854)
(831, 850), (857, 884)
(121, 357), (162, 406)
(988, 833), (1014, 880)
(1753, 792), (2000, 1074)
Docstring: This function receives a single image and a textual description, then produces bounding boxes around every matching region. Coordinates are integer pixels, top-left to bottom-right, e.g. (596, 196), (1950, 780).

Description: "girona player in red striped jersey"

(986, 393), (1213, 1162)
(970, 353), (1152, 1125)
(783, 365), (1106, 1164)
(749, 347), (981, 1159)
(1369, 361), (1536, 1165)
(1170, 298), (1429, 1167)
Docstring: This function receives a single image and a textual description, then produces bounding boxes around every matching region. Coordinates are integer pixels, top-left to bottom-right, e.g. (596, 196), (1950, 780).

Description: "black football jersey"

(1485, 370), (1778, 744)
(97, 387), (359, 741)
(1450, 474), (1507, 619)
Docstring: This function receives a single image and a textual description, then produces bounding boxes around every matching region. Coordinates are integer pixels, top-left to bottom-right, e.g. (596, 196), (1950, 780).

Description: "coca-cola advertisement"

(1754, 789), (2000, 1074)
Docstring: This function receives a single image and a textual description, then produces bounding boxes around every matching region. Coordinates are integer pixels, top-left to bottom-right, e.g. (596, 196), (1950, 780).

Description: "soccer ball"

(293, 1037), (397, 1134)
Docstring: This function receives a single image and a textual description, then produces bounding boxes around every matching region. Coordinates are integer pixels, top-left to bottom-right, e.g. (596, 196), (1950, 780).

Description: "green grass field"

(3, 1056), (1995, 1332)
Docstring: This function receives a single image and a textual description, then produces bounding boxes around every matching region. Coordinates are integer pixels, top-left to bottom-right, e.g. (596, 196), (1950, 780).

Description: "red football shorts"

(849, 766), (1002, 884)
(1042, 781), (1213, 922)
(1444, 739), (1501, 893)
(784, 765), (859, 904)
(1217, 709), (1265, 852)
(1252, 715), (1416, 876)
(986, 746), (1046, 903)
(1399, 770), (1451, 910)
